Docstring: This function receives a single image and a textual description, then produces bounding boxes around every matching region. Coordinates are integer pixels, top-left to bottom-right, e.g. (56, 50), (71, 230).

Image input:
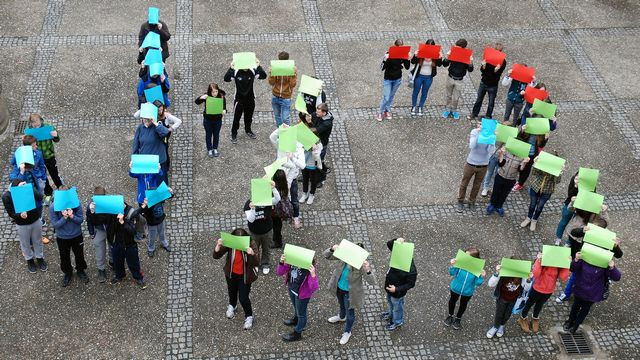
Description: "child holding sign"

(224, 57), (267, 142)
(520, 152), (563, 232)
(501, 65), (534, 125)
(486, 261), (532, 338)
(445, 248), (485, 330)
(382, 238), (417, 331)
(27, 114), (63, 203)
(487, 142), (529, 216)
(277, 251), (318, 342)
(268, 51), (298, 127)
(195, 84), (227, 157)
(244, 181), (281, 275)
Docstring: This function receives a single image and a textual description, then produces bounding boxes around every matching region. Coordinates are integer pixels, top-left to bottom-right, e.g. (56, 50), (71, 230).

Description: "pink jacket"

(277, 262), (319, 300)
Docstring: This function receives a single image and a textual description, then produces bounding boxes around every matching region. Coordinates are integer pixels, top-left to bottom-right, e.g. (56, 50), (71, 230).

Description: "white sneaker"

(243, 316), (254, 330)
(299, 192), (308, 203)
(225, 304), (236, 319)
(529, 220), (537, 232)
(328, 315), (346, 323)
(486, 326), (498, 338)
(339, 332), (351, 345)
(554, 238), (562, 246)
(481, 188), (489, 197)
(262, 265), (270, 275)
(496, 325), (505, 337)
(555, 293), (568, 303)
(306, 194), (315, 205)
(293, 217), (302, 229)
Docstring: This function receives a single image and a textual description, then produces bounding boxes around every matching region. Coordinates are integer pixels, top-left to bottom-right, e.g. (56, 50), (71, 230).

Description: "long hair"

(207, 83), (223, 97)
(272, 169), (289, 199)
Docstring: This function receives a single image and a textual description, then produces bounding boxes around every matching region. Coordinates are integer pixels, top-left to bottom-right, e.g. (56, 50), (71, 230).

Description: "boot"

(517, 317), (530, 333)
(531, 318), (540, 333)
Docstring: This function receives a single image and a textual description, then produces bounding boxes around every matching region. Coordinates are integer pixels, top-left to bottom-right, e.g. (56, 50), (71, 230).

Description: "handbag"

(273, 198), (294, 219)
(512, 279), (534, 315)
(407, 63), (418, 88)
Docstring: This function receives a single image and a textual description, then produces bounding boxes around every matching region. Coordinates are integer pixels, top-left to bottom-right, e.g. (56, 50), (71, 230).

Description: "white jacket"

(134, 110), (183, 131)
(269, 129), (305, 187)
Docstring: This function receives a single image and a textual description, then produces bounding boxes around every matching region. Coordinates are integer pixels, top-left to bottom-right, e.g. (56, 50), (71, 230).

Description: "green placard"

(205, 97), (223, 115)
(263, 157), (288, 180)
(278, 125), (298, 153)
(581, 242), (614, 268)
(294, 123), (319, 150)
(389, 241), (415, 272)
(541, 245), (571, 269)
(524, 118), (550, 135)
(505, 137), (531, 158)
(453, 249), (485, 277)
(284, 244), (315, 270)
(295, 93), (308, 114)
(533, 151), (565, 176)
(250, 178), (272, 207)
(574, 190), (603, 214)
(583, 223), (615, 250)
(531, 99), (557, 118)
(332, 239), (370, 270)
(270, 60), (295, 76)
(499, 258), (532, 278)
(221, 231), (250, 251)
(496, 124), (518, 143)
(299, 75), (323, 97)
(233, 52), (257, 70)
(578, 167), (599, 192)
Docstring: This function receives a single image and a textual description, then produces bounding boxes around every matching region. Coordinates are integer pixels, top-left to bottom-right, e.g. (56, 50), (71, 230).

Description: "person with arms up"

(224, 57), (267, 143)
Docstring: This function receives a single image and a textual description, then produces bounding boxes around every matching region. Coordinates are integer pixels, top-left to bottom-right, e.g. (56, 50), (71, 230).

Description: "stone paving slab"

(435, 0), (550, 30)
(0, 46), (36, 122)
(553, 0), (640, 29)
(0, 0), (47, 37)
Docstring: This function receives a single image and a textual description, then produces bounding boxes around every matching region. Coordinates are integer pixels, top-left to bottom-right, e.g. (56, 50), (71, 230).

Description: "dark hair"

(152, 100), (164, 109)
(394, 39), (403, 46)
(231, 228), (249, 237)
(11, 179), (21, 187)
(455, 38), (468, 48)
(59, 185), (69, 190)
(94, 186), (106, 195)
(207, 83), (222, 97)
(494, 42), (504, 51)
(467, 247), (480, 258)
(278, 51), (289, 60)
(22, 135), (36, 146)
(272, 169), (289, 199)
(425, 39), (435, 45)
(316, 103), (329, 113)
(592, 216), (608, 228)
(357, 242), (365, 249)
(28, 114), (43, 125)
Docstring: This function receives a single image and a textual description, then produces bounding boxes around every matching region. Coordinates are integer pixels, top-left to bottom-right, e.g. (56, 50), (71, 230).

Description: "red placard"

(448, 46), (472, 64)
(524, 86), (549, 104)
(417, 44), (441, 59)
(388, 46), (411, 60)
(483, 47), (506, 67)
(511, 63), (536, 84)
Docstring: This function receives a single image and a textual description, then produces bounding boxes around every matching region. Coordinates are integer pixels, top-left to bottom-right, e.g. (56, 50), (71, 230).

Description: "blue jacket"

(128, 169), (164, 204)
(507, 79), (527, 103)
(9, 170), (44, 209)
(49, 204), (83, 239)
(137, 71), (171, 108)
(10, 149), (47, 181)
(131, 123), (169, 164)
(449, 266), (484, 296)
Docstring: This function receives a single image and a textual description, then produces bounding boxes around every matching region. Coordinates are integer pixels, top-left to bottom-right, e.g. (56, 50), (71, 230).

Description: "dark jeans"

(494, 298), (516, 327)
(231, 98), (255, 137)
(291, 179), (300, 218)
(337, 288), (356, 333)
(112, 243), (143, 280)
(302, 168), (320, 195)
(289, 289), (310, 333)
(521, 288), (551, 318)
(448, 290), (472, 318)
(56, 235), (87, 275)
(226, 273), (253, 317)
(504, 99), (524, 124)
(472, 82), (498, 119)
(203, 119), (222, 150)
(527, 188), (552, 220)
(517, 155), (535, 186)
(319, 145), (329, 183)
(555, 204), (574, 239)
(490, 174), (516, 209)
(272, 216), (283, 246)
(567, 296), (594, 327)
(160, 161), (169, 186)
(44, 157), (64, 196)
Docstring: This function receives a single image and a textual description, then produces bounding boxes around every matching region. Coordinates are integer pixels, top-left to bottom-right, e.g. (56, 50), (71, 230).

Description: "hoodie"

(137, 21), (171, 61)
(2, 187), (43, 225)
(449, 266), (484, 296)
(312, 111), (334, 148)
(384, 239), (417, 298)
(137, 71), (171, 108)
(131, 122), (170, 164)
(49, 204), (83, 239)
(223, 67), (267, 101)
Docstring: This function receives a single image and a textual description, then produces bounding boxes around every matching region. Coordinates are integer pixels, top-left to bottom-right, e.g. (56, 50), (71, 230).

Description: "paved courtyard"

(1, 0), (640, 359)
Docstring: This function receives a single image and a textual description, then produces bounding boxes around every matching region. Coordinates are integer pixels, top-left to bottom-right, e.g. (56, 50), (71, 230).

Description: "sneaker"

(226, 304), (237, 319)
(293, 217), (302, 229)
(110, 276), (123, 285)
(161, 245), (171, 252)
(486, 326), (498, 338)
(148, 250), (155, 258)
(27, 259), (37, 273)
(282, 330), (302, 341)
(306, 194), (315, 205)
(554, 238), (562, 246)
(410, 107), (416, 116)
(452, 112), (460, 120)
(77, 270), (89, 284)
(556, 293), (568, 303)
(512, 183), (523, 192)
(376, 113), (383, 122)
(486, 204), (495, 215)
(569, 324), (579, 334)
(517, 317), (530, 333)
(213, 149), (220, 157)
(243, 316), (254, 330)
(456, 202), (464, 213)
(562, 320), (573, 332)
(44, 195), (52, 206)
(442, 110), (450, 118)
(417, 108), (423, 116)
(246, 131), (257, 139)
(328, 315), (346, 323)
(316, 181), (324, 189)
(496, 208), (505, 217)
(136, 278), (147, 290)
(452, 317), (462, 330)
(380, 312), (390, 321)
(339, 332), (351, 345)
(496, 325), (505, 338)
(467, 115), (477, 121)
(443, 315), (454, 327)
(41, 237), (50, 244)
(384, 111), (392, 120)
(299, 193), (308, 203)
(520, 218), (531, 228)
(208, 150), (214, 158)
(529, 220), (537, 232)
(481, 188), (489, 197)
(97, 270), (107, 283)
(262, 265), (270, 275)
(385, 323), (402, 331)
(61, 274), (72, 287)
(36, 258), (48, 272)
(467, 203), (476, 212)
(231, 135), (237, 144)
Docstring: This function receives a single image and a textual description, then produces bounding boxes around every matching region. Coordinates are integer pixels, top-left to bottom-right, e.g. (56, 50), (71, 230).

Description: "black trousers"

(490, 174), (516, 208)
(56, 235), (87, 275)
(44, 157), (64, 196)
(517, 155), (535, 186)
(521, 288), (551, 318)
(494, 298), (516, 327)
(567, 296), (594, 327)
(448, 290), (471, 318)
(226, 273), (253, 317)
(272, 216), (283, 246)
(231, 98), (255, 137)
(302, 168), (320, 194)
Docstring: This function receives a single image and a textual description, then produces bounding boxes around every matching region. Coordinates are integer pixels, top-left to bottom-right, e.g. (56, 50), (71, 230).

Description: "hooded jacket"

(384, 239), (417, 298)
(223, 67), (267, 101)
(106, 204), (142, 246)
(2, 187), (43, 225)
(449, 266), (484, 296)
(571, 259), (621, 303)
(531, 258), (570, 294)
(312, 111), (334, 148)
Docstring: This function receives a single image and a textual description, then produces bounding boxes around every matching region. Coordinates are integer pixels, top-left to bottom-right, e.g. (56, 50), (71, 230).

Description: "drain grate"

(560, 331), (593, 355)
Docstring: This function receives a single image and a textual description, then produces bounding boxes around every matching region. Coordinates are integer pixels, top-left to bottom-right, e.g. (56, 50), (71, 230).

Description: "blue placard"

(149, 62), (164, 77)
(146, 181), (171, 207)
(148, 7), (159, 24)
(131, 154), (160, 174)
(93, 195), (125, 215)
(24, 125), (54, 141)
(10, 183), (36, 213)
(144, 86), (165, 105)
(478, 118), (498, 145)
(139, 102), (158, 121)
(15, 146), (35, 165)
(144, 48), (163, 65)
(53, 187), (80, 212)
(141, 32), (161, 49)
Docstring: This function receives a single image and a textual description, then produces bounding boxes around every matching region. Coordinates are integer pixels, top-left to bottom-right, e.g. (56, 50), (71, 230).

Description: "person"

(516, 253), (569, 333)
(212, 228), (260, 330)
(311, 103), (333, 187)
(324, 242), (375, 345)
(563, 254), (621, 334)
(299, 129), (323, 205)
(486, 262), (532, 338)
(50, 185), (87, 287)
(140, 194), (171, 258)
(408, 39), (442, 116)
(107, 202), (147, 289)
(278, 254), (319, 342)
(27, 114), (63, 204)
(486, 143), (529, 216)
(457, 121), (496, 212)
(517, 82), (550, 127)
(512, 115), (556, 191)
(554, 171), (579, 245)
(137, 15), (171, 62)
(223, 58), (267, 143)
(469, 43), (506, 121)
(501, 66), (533, 125)
(520, 153), (563, 232)
(442, 38), (474, 120)
(268, 51), (298, 127)
(302, 88), (327, 116)
(444, 248), (485, 330)
(2, 179), (47, 273)
(131, 111), (170, 185)
(270, 169), (291, 249)
(135, 101), (181, 170)
(87, 186), (112, 283)
(129, 163), (164, 206)
(10, 136), (48, 206)
(244, 183), (281, 275)
(195, 83), (226, 158)
(377, 39), (410, 121)
(381, 238), (417, 331)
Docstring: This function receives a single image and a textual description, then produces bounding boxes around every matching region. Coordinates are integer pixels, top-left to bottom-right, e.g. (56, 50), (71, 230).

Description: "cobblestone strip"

(41, 0), (65, 35)
(592, 326), (640, 352)
(419, 0), (449, 31)
(536, 0), (566, 29)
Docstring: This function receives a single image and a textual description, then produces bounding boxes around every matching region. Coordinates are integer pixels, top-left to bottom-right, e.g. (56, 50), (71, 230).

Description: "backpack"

(273, 198), (294, 219)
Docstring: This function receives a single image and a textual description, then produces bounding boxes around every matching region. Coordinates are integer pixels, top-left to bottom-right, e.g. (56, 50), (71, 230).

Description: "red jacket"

(532, 258), (570, 294)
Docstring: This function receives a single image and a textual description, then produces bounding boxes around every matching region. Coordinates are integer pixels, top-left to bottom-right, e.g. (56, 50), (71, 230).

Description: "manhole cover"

(560, 331), (593, 355)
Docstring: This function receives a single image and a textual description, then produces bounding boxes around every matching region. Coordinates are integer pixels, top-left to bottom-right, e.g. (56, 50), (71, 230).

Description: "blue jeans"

(272, 96), (291, 127)
(482, 153), (500, 190)
(411, 74), (433, 108)
(337, 288), (356, 333)
(527, 188), (552, 220)
(563, 272), (576, 297)
(379, 78), (402, 114)
(289, 289), (310, 333)
(203, 119), (222, 150)
(386, 294), (405, 325)
(555, 204), (574, 239)
(471, 82), (498, 119)
(290, 178), (300, 218)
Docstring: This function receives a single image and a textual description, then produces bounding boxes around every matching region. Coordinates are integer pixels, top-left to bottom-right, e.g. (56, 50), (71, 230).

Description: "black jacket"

(2, 188), (43, 225)
(381, 57), (410, 80)
(480, 59), (506, 87)
(384, 239), (417, 298)
(442, 58), (474, 80)
(86, 199), (112, 236)
(107, 205), (142, 246)
(409, 56), (443, 78)
(303, 91), (327, 115)
(224, 67), (267, 100)
(138, 21), (171, 61)
(195, 90), (227, 121)
(312, 111), (334, 148)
